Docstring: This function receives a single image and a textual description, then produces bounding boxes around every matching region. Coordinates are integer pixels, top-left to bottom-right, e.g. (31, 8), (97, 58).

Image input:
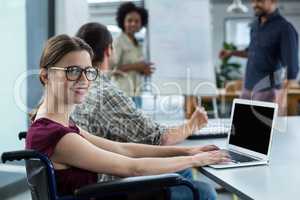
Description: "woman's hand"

(187, 145), (220, 156)
(136, 61), (155, 76)
(192, 150), (231, 167)
(142, 66), (155, 76)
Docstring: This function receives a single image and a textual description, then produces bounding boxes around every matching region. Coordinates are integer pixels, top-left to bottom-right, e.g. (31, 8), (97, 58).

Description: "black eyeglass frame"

(49, 66), (98, 81)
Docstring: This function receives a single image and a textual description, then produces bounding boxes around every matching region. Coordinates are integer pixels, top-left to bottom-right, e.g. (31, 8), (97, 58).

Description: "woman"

(26, 34), (229, 199)
(111, 2), (153, 107)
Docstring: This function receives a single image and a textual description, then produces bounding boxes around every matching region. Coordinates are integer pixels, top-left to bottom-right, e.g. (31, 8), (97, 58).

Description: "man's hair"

(76, 22), (113, 65)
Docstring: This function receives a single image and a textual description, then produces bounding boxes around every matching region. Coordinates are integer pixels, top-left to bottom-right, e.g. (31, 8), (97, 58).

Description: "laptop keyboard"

(226, 150), (258, 163)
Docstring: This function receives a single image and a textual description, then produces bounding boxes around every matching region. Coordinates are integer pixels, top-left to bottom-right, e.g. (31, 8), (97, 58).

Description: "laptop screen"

(229, 103), (275, 155)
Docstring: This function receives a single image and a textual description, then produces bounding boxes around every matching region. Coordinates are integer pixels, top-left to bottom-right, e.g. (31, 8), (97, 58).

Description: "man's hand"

(276, 80), (299, 115)
(161, 107), (208, 146)
(187, 107), (208, 133)
(286, 80), (299, 89)
(219, 49), (232, 59)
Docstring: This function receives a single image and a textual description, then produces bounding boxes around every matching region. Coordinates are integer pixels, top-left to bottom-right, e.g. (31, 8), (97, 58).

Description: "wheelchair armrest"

(18, 131), (27, 140)
(2, 150), (39, 163)
(75, 173), (191, 198)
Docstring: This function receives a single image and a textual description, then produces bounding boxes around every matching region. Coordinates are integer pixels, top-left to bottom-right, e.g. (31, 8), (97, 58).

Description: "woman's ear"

(39, 68), (48, 85)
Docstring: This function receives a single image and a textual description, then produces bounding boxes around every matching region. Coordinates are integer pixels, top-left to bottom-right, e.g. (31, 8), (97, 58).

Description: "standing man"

(220, 0), (299, 114)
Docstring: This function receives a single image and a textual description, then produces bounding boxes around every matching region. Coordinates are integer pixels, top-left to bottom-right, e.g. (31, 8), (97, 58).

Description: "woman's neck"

(125, 32), (134, 39)
(125, 32), (138, 46)
(36, 95), (73, 126)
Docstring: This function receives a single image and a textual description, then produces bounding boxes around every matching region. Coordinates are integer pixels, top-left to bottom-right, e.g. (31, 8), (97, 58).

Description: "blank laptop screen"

(229, 103), (275, 155)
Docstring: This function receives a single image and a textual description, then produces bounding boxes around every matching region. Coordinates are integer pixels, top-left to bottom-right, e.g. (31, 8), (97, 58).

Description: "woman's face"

(124, 11), (142, 35)
(47, 50), (92, 106)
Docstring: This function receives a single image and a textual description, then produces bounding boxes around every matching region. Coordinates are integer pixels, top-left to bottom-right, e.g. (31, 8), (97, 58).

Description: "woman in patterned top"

(26, 34), (230, 199)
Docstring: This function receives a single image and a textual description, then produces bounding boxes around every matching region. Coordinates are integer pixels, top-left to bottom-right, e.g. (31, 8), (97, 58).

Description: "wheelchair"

(1, 132), (199, 200)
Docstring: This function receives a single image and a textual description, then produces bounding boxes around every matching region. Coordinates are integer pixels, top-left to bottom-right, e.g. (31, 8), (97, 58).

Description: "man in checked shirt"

(71, 23), (218, 200)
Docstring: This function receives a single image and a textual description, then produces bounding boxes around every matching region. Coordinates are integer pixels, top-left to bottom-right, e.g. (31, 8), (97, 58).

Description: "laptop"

(210, 99), (278, 169)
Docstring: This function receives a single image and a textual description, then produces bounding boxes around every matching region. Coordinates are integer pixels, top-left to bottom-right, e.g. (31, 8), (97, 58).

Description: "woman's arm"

(80, 128), (192, 158)
(51, 133), (229, 177)
(115, 62), (154, 76)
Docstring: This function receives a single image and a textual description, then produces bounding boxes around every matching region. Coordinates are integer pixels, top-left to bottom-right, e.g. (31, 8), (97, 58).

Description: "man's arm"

(275, 23), (300, 115)
(79, 76), (208, 146)
(161, 107), (208, 145)
(219, 49), (248, 59)
(99, 93), (209, 146)
(280, 23), (299, 82)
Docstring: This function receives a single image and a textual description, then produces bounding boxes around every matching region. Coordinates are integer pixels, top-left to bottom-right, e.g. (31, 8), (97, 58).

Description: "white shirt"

(111, 32), (144, 96)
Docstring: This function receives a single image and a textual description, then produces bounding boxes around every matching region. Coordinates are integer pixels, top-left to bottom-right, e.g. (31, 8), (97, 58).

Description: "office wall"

(26, 0), (50, 113)
(88, 1), (143, 25)
(0, 0), (27, 153)
(55, 0), (89, 35)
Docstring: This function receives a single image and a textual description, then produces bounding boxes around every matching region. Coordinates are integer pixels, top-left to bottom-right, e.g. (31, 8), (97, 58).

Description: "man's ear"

(39, 68), (48, 85)
(104, 47), (111, 58)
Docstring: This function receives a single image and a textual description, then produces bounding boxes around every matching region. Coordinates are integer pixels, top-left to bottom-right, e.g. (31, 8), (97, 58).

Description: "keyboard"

(226, 150), (258, 163)
(188, 119), (231, 139)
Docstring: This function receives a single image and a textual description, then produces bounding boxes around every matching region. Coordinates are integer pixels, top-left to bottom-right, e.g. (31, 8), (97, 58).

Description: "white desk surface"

(179, 117), (300, 200)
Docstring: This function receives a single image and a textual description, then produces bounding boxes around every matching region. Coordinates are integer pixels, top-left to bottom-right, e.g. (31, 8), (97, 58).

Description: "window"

(225, 18), (252, 48)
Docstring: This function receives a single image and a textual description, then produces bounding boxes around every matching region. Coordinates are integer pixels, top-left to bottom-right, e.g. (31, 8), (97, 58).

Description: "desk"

(185, 88), (300, 117)
(218, 88), (300, 116)
(180, 117), (300, 200)
(287, 88), (300, 115)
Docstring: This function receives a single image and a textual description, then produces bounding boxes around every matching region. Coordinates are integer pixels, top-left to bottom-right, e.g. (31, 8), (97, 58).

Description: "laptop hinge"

(229, 149), (262, 160)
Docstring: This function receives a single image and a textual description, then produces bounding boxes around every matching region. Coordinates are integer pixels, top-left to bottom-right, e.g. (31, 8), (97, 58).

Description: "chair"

(2, 133), (199, 200)
(18, 131), (27, 140)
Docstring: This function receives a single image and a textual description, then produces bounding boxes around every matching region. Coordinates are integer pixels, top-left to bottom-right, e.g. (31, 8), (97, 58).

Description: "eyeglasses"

(50, 66), (98, 81)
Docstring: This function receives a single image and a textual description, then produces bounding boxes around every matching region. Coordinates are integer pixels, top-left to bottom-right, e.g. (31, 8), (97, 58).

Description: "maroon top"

(26, 118), (98, 196)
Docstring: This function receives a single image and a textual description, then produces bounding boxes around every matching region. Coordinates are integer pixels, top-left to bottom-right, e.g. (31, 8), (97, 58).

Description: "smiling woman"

(29, 35), (94, 120)
(111, 2), (154, 107)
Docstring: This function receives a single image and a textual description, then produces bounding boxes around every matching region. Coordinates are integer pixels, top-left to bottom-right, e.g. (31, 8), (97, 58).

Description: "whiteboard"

(146, 0), (217, 96)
